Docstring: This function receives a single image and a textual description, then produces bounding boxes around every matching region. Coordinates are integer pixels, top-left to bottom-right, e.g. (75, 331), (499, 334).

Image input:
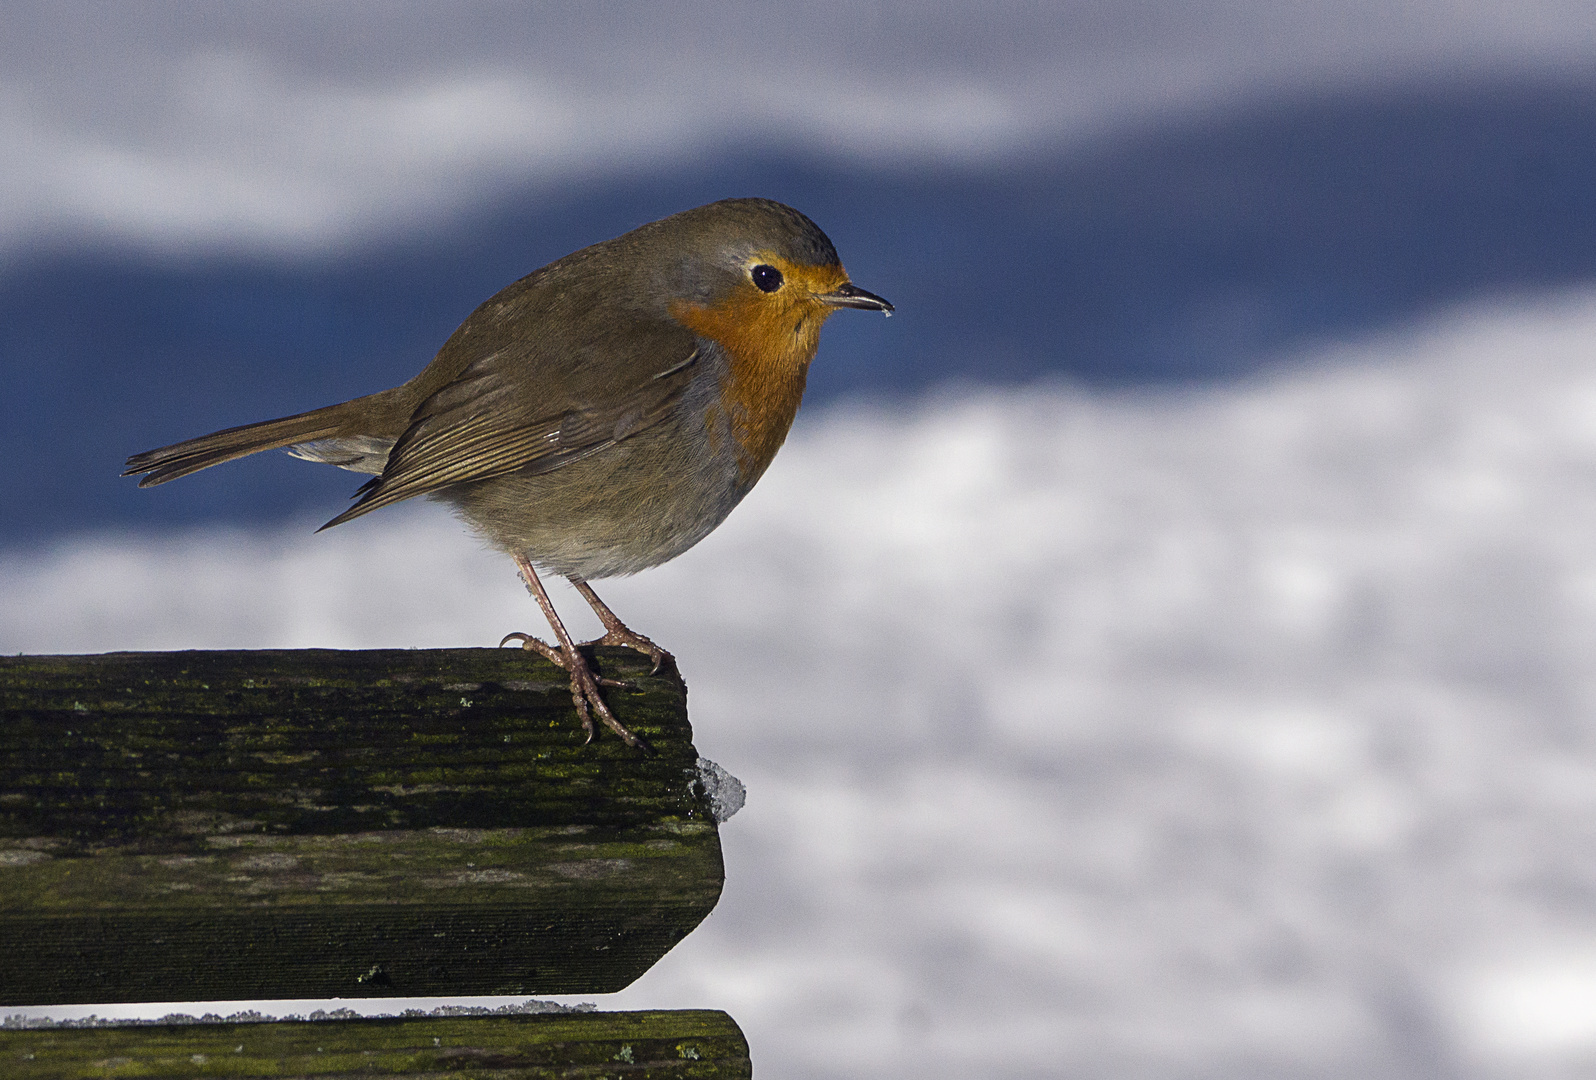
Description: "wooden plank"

(0, 648), (725, 1005)
(0, 1009), (751, 1079)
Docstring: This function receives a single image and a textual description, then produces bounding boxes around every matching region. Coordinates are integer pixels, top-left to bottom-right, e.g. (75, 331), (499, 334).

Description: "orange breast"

(670, 262), (849, 485)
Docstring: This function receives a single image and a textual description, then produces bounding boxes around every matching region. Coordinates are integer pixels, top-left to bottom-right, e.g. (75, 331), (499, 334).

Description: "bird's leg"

(499, 559), (629, 688)
(570, 576), (674, 675)
(503, 553), (646, 749)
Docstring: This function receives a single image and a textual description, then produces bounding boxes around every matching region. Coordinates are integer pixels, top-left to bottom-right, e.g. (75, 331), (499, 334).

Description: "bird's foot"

(582, 625), (674, 675)
(568, 578), (674, 675)
(499, 632), (632, 687)
(499, 631), (564, 666)
(499, 632), (649, 751)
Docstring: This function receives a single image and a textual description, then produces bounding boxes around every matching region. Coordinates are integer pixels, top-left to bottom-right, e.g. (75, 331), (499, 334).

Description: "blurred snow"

(10, 289), (1596, 1076)
(5, 0), (1596, 252)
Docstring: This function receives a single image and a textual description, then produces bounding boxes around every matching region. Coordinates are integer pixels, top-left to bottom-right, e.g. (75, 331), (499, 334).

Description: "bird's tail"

(123, 401), (361, 487)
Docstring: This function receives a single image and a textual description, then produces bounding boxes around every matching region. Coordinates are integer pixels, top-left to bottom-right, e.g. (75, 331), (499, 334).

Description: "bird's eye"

(751, 264), (784, 292)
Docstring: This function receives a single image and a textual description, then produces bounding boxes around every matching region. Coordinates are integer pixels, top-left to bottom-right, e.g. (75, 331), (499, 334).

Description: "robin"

(124, 198), (893, 748)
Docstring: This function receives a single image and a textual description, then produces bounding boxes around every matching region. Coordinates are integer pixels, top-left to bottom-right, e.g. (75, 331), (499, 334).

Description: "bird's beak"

(818, 282), (895, 315)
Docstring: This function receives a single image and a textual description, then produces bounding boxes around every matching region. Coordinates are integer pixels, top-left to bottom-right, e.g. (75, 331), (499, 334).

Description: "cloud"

(4, 0), (1596, 252)
(10, 289), (1596, 1076)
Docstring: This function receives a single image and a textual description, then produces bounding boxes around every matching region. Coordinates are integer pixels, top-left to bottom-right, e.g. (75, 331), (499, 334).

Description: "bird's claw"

(500, 632), (630, 687)
(499, 631), (563, 665)
(582, 628), (673, 676)
(566, 657), (650, 751)
(500, 632), (649, 750)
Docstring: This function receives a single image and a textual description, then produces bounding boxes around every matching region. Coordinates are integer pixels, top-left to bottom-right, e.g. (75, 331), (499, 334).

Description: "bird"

(124, 198), (893, 749)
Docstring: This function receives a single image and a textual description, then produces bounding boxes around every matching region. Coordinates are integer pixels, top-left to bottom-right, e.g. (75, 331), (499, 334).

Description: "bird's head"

(637, 198), (893, 371)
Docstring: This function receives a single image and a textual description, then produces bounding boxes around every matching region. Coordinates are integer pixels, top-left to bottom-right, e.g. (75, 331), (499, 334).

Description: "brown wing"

(319, 336), (702, 530)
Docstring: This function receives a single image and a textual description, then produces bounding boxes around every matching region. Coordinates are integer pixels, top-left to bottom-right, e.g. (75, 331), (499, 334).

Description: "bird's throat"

(670, 294), (825, 486)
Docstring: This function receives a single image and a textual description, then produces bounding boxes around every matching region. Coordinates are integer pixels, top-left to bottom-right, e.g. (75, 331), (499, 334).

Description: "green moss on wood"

(0, 648), (725, 1004)
(1, 648), (705, 848)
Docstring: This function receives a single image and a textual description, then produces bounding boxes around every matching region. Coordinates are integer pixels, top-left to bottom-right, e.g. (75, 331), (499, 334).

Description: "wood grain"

(0, 647), (724, 1004)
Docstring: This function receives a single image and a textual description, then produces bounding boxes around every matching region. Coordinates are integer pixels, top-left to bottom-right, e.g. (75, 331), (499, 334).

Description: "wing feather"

(319, 344), (700, 530)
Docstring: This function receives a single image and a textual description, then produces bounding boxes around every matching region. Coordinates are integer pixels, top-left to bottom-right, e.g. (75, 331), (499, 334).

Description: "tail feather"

(123, 404), (353, 487)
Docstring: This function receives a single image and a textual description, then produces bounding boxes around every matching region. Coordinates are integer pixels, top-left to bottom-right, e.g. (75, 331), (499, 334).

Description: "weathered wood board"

(0, 648), (725, 1005)
(0, 1009), (751, 1079)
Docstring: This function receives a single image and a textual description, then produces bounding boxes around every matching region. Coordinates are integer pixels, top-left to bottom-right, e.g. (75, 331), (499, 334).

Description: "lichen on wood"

(0, 648), (725, 1005)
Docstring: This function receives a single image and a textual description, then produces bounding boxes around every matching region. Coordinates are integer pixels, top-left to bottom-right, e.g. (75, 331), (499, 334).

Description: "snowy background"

(8, 3), (1596, 1078)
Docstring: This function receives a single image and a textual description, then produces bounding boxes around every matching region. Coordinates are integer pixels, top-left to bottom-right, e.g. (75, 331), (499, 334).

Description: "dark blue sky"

(5, 75), (1596, 545)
